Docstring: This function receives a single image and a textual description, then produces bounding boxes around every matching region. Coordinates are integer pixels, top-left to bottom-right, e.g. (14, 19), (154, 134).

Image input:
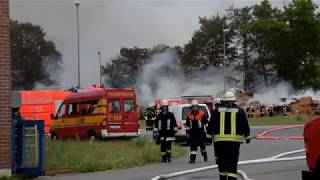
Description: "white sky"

(9, 0), (320, 87)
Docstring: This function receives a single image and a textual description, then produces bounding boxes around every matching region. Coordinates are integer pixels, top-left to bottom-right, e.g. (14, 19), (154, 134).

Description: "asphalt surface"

(39, 126), (306, 180)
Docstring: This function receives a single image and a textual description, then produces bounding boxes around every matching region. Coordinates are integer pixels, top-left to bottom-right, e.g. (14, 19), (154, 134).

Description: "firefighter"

(207, 91), (250, 180)
(144, 103), (156, 131)
(186, 100), (208, 163)
(154, 99), (177, 162)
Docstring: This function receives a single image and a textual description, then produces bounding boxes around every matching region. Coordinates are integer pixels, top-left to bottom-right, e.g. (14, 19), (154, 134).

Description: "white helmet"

(222, 91), (236, 102)
(162, 99), (169, 106)
(148, 102), (155, 107)
(191, 99), (198, 106)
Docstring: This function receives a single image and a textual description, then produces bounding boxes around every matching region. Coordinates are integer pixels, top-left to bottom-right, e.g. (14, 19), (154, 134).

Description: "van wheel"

(88, 130), (96, 141)
(51, 132), (58, 141)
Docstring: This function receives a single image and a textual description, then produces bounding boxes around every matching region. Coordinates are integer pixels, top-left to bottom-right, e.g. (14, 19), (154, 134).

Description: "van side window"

(80, 100), (100, 114)
(124, 99), (135, 113)
(108, 99), (120, 113)
(56, 103), (66, 119)
(68, 103), (80, 116)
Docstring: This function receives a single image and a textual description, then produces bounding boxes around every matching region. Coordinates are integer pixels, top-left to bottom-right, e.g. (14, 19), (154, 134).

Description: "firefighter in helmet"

(186, 99), (208, 163)
(207, 91), (250, 180)
(154, 99), (177, 162)
(144, 102), (157, 131)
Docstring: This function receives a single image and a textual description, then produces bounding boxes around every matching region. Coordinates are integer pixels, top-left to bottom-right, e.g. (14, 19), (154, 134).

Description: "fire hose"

(150, 149), (305, 180)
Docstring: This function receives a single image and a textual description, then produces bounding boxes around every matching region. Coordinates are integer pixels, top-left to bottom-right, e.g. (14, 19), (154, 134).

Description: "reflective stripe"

(214, 134), (244, 143)
(227, 173), (238, 178)
(198, 120), (202, 128)
(190, 151), (197, 155)
(219, 172), (227, 176)
(231, 112), (236, 135)
(153, 128), (158, 131)
(167, 150), (171, 153)
(185, 127), (190, 130)
(160, 137), (165, 140)
(166, 137), (175, 141)
(218, 108), (239, 113)
(158, 121), (161, 130)
(167, 119), (170, 130)
(220, 112), (225, 135)
(161, 152), (166, 155)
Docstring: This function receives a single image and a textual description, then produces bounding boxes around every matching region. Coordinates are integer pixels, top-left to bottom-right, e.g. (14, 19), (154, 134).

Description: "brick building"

(0, 0), (12, 176)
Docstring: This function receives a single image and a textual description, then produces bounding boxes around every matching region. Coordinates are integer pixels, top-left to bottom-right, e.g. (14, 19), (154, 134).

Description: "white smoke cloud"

(252, 82), (320, 106)
(135, 48), (230, 105)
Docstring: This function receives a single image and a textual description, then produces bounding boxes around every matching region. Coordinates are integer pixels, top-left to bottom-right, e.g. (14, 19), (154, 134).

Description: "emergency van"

(18, 90), (70, 133)
(50, 88), (140, 140)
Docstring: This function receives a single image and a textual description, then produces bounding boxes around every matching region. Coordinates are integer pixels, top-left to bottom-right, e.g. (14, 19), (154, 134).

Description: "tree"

(180, 15), (238, 74)
(102, 47), (150, 87)
(275, 0), (320, 89)
(11, 20), (62, 90)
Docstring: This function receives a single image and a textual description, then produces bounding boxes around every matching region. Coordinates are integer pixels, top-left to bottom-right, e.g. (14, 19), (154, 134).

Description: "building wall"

(0, 0), (12, 176)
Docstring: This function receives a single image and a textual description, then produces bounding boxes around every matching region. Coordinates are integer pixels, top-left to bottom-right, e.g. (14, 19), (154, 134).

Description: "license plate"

(110, 125), (121, 129)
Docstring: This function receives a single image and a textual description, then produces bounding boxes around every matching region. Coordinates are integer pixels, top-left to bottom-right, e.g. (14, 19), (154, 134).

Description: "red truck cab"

(302, 117), (320, 180)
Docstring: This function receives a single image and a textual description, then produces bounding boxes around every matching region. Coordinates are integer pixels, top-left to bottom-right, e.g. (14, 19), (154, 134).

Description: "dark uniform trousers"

(214, 142), (240, 180)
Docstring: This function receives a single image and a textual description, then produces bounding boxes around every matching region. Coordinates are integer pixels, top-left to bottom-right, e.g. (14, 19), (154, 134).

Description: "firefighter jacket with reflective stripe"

(207, 104), (250, 143)
(154, 111), (177, 138)
(186, 110), (208, 132)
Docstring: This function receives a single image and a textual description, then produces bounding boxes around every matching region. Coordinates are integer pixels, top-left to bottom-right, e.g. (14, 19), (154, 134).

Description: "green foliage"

(10, 20), (62, 90)
(103, 47), (150, 87)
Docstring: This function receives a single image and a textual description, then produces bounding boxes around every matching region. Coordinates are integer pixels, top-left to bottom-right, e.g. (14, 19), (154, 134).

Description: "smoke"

(135, 47), (230, 105)
(34, 56), (63, 90)
(252, 82), (320, 106)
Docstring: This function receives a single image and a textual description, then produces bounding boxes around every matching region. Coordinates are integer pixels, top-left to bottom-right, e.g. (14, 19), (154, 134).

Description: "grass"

(46, 138), (186, 173)
(0, 176), (24, 180)
(248, 115), (316, 126)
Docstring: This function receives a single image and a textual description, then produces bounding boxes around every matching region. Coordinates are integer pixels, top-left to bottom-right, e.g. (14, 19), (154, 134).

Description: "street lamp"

(98, 51), (102, 85)
(75, 0), (80, 87)
(223, 28), (229, 92)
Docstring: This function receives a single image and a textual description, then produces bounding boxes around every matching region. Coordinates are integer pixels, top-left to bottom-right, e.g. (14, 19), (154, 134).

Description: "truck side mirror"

(50, 113), (55, 120)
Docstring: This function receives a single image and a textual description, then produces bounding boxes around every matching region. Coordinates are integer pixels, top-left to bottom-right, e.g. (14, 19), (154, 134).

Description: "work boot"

(189, 154), (196, 164)
(161, 154), (167, 163)
(201, 151), (208, 162)
(167, 153), (171, 162)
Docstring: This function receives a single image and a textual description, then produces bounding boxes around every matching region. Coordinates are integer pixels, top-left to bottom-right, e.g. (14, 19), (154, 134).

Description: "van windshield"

(182, 106), (209, 120)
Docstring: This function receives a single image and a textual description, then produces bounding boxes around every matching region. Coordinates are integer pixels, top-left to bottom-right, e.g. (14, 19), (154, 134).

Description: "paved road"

(39, 126), (306, 180)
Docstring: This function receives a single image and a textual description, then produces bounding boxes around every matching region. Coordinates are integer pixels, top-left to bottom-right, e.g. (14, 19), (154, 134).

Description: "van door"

(107, 98), (123, 134)
(123, 98), (139, 133)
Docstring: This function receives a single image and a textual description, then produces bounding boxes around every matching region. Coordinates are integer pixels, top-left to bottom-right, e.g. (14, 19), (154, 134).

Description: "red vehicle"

(18, 90), (70, 133)
(50, 88), (140, 140)
(302, 117), (320, 180)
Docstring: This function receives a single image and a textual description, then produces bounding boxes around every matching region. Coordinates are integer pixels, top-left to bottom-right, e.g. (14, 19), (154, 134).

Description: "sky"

(9, 0), (320, 88)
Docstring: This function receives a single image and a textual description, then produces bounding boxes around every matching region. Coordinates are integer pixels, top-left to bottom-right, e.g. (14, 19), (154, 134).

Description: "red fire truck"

(302, 117), (320, 180)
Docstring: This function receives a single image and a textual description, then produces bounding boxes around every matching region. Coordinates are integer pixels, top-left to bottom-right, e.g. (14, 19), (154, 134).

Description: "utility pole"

(98, 51), (102, 85)
(75, 0), (80, 87)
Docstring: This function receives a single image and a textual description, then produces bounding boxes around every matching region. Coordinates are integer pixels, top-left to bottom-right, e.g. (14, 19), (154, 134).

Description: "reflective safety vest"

(186, 110), (206, 129)
(213, 107), (245, 143)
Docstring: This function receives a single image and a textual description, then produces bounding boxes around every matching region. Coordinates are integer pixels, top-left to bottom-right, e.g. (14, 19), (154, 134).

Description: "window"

(124, 99), (135, 113)
(108, 99), (120, 113)
(68, 103), (80, 116)
(56, 103), (66, 119)
(80, 100), (100, 115)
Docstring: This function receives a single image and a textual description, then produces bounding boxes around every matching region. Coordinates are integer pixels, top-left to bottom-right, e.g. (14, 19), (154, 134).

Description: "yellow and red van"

(50, 88), (140, 140)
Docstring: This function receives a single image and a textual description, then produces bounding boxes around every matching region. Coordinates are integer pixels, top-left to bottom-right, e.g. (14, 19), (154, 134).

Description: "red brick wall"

(0, 0), (12, 170)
